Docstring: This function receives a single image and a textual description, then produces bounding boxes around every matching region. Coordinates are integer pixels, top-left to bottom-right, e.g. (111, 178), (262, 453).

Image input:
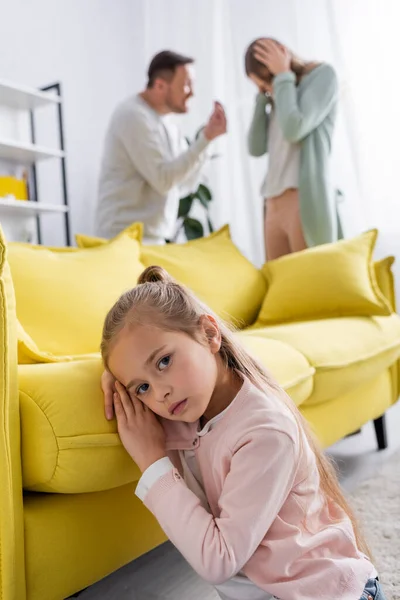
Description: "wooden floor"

(77, 400), (400, 600)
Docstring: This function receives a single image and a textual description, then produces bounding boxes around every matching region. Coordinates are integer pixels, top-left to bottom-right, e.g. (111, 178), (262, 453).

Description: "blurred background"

(0, 0), (399, 268)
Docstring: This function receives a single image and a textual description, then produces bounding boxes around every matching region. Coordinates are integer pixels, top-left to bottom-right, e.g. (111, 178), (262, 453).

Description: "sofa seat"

(237, 333), (314, 404)
(19, 337), (313, 494)
(244, 314), (400, 406)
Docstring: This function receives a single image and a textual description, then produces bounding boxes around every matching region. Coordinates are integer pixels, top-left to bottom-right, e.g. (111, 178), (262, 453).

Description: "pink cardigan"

(142, 377), (374, 600)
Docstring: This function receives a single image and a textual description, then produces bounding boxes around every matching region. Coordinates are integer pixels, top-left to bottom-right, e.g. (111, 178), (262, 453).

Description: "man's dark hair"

(147, 50), (194, 88)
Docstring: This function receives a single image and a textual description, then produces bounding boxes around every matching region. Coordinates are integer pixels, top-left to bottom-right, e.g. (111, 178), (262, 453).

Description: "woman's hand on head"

(254, 39), (291, 77)
(102, 370), (116, 420)
(113, 381), (167, 473)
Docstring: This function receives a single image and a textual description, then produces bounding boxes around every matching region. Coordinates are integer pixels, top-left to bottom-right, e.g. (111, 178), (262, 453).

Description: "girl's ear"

(199, 315), (222, 354)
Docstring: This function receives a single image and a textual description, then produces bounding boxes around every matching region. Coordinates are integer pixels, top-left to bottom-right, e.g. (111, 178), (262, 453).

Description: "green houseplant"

(172, 128), (218, 242)
(174, 183), (214, 241)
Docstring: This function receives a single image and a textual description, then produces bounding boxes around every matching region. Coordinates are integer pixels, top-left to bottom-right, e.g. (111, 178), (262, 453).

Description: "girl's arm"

(273, 64), (338, 143)
(141, 429), (298, 585)
(247, 93), (271, 157)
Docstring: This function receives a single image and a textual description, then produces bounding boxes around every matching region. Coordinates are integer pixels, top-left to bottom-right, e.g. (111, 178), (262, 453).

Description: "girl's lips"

(169, 399), (188, 415)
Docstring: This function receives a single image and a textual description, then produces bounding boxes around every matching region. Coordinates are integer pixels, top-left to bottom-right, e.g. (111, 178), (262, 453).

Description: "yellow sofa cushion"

(244, 313), (400, 406)
(374, 256), (396, 311)
(19, 335), (312, 493)
(141, 225), (267, 327)
(8, 234), (145, 356)
(257, 230), (392, 326)
(237, 333), (314, 405)
(75, 221), (143, 248)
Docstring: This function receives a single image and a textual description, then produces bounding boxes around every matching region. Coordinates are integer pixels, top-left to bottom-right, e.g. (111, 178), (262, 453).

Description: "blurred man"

(96, 50), (227, 244)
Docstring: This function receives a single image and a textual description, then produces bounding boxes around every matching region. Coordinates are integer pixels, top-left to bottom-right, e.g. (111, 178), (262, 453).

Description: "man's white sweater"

(96, 95), (210, 243)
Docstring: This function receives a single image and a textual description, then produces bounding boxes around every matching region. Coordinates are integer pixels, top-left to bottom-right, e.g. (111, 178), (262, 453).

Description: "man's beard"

(165, 93), (188, 114)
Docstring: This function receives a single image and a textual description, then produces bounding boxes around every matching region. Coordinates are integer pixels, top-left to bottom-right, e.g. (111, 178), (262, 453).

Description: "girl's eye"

(158, 355), (171, 371)
(136, 383), (149, 396)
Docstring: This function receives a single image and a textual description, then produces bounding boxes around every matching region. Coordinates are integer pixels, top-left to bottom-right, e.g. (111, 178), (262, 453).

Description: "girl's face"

(108, 320), (221, 422)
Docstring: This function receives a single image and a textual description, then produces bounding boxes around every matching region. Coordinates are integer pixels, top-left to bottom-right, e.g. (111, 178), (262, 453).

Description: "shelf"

(0, 79), (61, 110)
(0, 138), (65, 164)
(0, 197), (68, 216)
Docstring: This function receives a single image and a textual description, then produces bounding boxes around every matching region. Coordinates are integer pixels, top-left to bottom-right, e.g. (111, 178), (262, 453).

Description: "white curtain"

(136, 0), (400, 267)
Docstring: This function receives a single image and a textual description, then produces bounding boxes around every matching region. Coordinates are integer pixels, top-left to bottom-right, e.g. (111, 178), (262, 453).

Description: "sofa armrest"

(374, 256), (400, 402)
(19, 358), (140, 494)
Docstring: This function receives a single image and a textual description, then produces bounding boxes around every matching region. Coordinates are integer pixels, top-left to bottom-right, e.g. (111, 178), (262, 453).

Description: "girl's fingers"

(130, 393), (146, 413)
(113, 392), (127, 424)
(104, 387), (114, 420)
(115, 381), (135, 417)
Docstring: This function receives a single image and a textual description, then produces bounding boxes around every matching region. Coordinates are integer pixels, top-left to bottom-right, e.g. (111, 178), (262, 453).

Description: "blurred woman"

(245, 38), (339, 260)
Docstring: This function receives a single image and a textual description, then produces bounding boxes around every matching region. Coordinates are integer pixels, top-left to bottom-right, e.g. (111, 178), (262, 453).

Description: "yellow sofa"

(1, 228), (400, 600)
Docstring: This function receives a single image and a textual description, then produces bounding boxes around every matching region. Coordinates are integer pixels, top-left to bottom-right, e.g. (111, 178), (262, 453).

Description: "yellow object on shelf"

(0, 176), (28, 200)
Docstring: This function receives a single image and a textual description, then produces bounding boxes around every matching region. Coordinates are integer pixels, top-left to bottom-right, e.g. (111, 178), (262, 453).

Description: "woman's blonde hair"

(101, 265), (370, 557)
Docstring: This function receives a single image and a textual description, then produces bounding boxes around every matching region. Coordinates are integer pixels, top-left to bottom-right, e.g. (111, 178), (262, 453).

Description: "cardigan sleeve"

(141, 428), (299, 585)
(272, 64), (338, 143)
(247, 93), (271, 157)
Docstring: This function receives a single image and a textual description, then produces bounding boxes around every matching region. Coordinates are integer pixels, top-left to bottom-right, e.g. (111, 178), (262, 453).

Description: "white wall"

(0, 0), (145, 245)
(1, 0), (397, 266)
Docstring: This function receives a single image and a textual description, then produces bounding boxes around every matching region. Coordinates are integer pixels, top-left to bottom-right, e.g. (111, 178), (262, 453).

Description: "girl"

(245, 38), (340, 260)
(101, 266), (384, 600)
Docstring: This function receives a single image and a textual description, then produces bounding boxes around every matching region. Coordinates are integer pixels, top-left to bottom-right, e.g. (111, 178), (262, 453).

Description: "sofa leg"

(373, 414), (388, 451)
(346, 428), (362, 438)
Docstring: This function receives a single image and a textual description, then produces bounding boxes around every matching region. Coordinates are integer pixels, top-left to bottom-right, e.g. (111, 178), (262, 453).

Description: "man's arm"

(117, 109), (210, 196)
(178, 131), (210, 197)
(116, 102), (226, 197)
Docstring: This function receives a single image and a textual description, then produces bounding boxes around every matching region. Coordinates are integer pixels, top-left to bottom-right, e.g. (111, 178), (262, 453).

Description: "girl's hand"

(101, 370), (116, 420)
(253, 39), (291, 77)
(114, 381), (167, 473)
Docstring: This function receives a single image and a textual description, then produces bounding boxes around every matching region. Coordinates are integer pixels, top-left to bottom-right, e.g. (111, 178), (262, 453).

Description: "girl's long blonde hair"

(101, 265), (370, 557)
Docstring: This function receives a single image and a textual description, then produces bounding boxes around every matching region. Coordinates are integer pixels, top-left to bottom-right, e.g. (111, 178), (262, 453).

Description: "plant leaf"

(178, 195), (193, 218)
(197, 186), (212, 209)
(184, 217), (204, 240)
(198, 183), (212, 201)
(207, 217), (214, 233)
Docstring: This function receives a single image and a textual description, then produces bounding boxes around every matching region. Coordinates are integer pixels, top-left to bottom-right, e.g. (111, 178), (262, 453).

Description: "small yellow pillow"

(75, 222), (143, 248)
(17, 320), (72, 364)
(8, 234), (145, 356)
(141, 225), (267, 327)
(374, 256), (396, 312)
(256, 230), (392, 326)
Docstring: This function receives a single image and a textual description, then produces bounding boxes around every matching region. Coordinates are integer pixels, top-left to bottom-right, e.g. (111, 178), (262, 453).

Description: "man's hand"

(204, 101), (227, 141)
(102, 370), (116, 420)
(113, 381), (167, 473)
(253, 40), (291, 77)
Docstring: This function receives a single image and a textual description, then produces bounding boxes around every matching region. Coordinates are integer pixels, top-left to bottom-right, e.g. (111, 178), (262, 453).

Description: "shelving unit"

(0, 138), (65, 163)
(0, 79), (61, 110)
(0, 197), (68, 216)
(0, 78), (70, 244)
